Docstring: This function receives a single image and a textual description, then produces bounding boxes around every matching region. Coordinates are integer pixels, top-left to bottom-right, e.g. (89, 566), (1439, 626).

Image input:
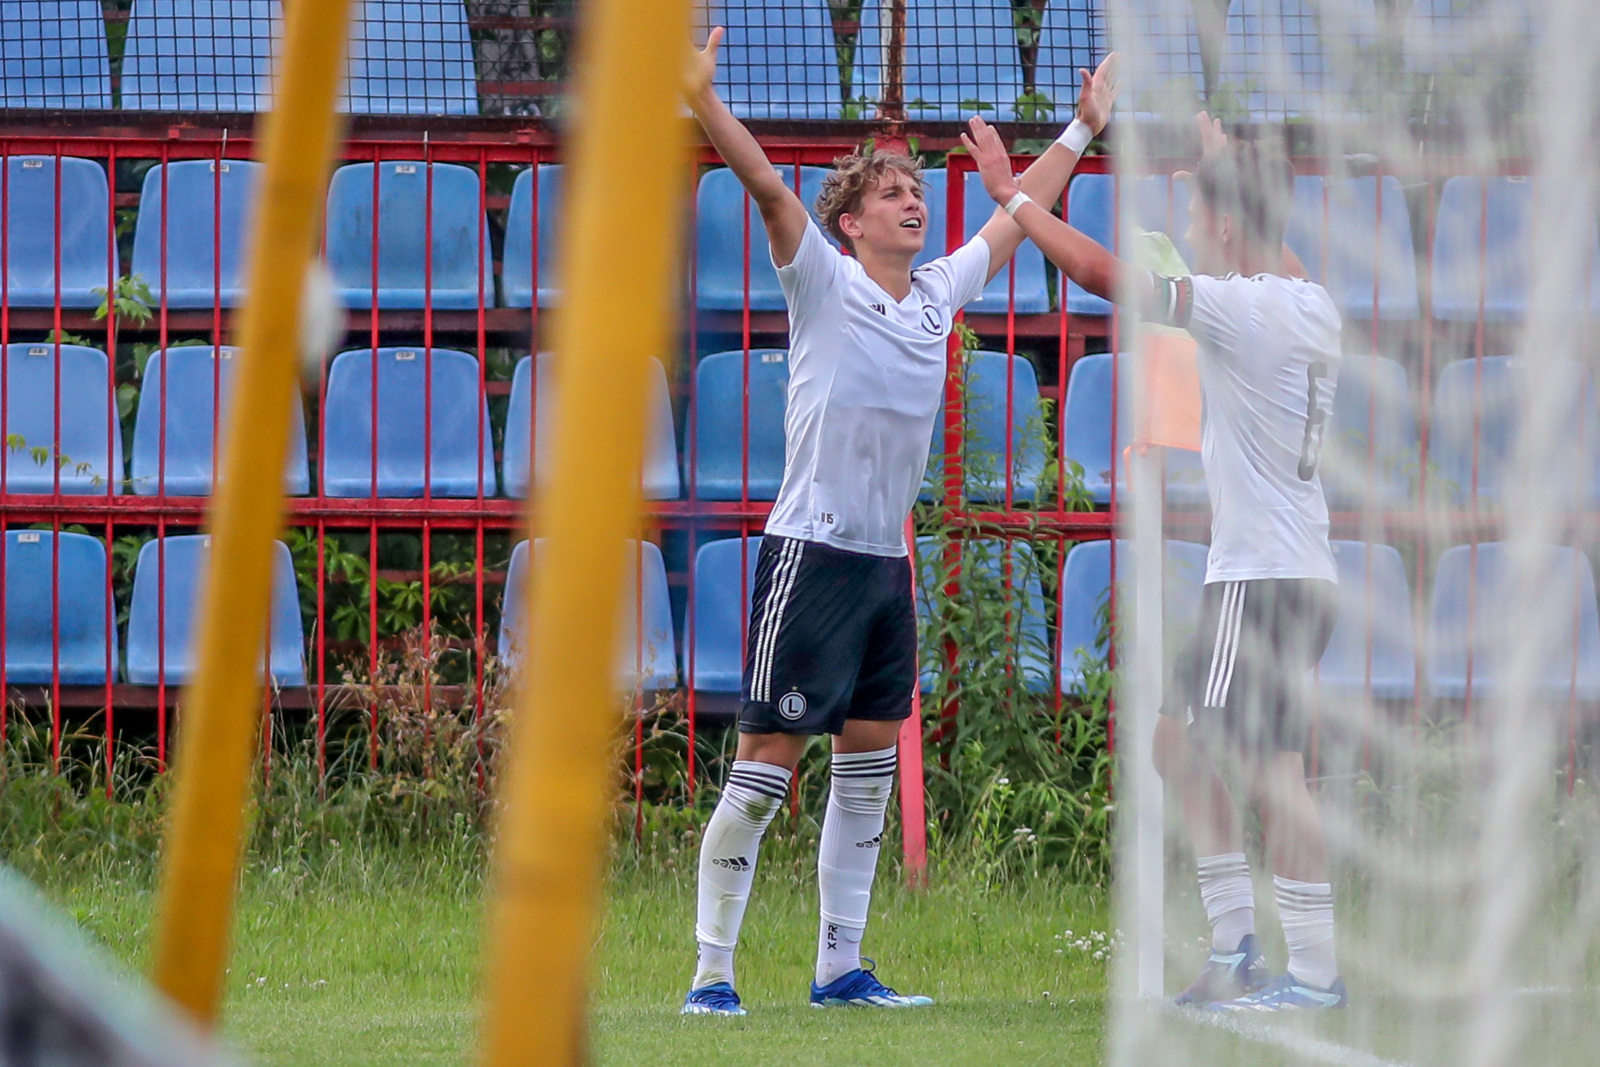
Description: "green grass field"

(37, 847), (1111, 1065)
(30, 839), (1600, 1065)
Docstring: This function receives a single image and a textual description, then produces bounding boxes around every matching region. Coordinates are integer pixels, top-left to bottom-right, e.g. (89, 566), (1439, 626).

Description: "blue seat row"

(11, 342), (1594, 509)
(1061, 352), (1600, 510)
(9, 156), (1584, 322)
(2, 531), (303, 686)
(9, 529), (1596, 703)
(1, 0), (473, 113)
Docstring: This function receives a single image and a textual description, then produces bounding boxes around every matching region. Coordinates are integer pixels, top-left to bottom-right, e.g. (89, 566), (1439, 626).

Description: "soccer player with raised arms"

(678, 29), (1120, 1015)
(963, 114), (1346, 1011)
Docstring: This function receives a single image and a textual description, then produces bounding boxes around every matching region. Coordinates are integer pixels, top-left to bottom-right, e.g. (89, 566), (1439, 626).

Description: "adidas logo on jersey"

(712, 856), (751, 872)
(868, 302), (885, 315)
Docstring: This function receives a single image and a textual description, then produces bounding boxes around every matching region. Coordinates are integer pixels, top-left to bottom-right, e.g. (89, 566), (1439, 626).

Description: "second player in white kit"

(965, 112), (1349, 1013)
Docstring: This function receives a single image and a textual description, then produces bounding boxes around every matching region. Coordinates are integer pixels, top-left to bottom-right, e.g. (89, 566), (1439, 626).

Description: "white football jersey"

(765, 221), (990, 557)
(1163, 271), (1342, 584)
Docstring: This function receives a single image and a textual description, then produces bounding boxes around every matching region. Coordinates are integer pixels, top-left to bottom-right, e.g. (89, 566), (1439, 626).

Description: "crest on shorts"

(778, 691), (808, 720)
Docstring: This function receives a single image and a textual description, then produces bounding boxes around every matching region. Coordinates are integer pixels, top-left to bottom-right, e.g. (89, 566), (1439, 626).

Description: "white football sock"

(1275, 875), (1338, 990)
(692, 760), (791, 990)
(815, 746), (896, 986)
(1197, 852), (1257, 953)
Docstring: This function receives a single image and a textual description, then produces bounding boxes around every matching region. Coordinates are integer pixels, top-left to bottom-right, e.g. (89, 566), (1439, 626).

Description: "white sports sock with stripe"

(816, 746), (896, 986)
(1196, 852), (1257, 952)
(692, 760), (792, 990)
(1275, 875), (1339, 990)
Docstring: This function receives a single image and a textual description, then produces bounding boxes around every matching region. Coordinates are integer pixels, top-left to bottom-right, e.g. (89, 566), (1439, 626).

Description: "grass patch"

(28, 839), (1111, 1066)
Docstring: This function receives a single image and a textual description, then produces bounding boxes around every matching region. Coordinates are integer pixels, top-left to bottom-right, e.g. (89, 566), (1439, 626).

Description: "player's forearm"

(1011, 200), (1120, 302)
(1016, 140), (1084, 211)
(689, 87), (808, 263)
(690, 88), (792, 210)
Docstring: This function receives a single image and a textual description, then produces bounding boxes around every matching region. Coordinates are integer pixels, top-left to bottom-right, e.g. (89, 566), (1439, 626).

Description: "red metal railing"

(1, 125), (1595, 809)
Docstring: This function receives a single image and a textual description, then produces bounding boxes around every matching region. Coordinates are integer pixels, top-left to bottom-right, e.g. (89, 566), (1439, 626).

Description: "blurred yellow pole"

(149, 0), (352, 1024)
(479, 0), (692, 1060)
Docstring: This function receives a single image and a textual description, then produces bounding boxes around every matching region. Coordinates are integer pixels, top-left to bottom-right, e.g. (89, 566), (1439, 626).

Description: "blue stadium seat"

(1428, 542), (1600, 702)
(1107, 0), (1204, 120)
(916, 169), (1049, 314)
(1063, 174), (1193, 316)
(503, 353), (679, 500)
(3, 343), (122, 495)
(1318, 541), (1416, 700)
(927, 351), (1047, 504)
(130, 346), (310, 496)
(691, 349), (788, 500)
(321, 346), (496, 498)
(695, 165), (830, 312)
(705, 0), (843, 120)
(126, 535), (305, 686)
(1320, 354), (1416, 510)
(120, 0), (279, 111)
(1284, 175), (1419, 321)
(916, 536), (1053, 693)
(1431, 176), (1600, 322)
(1429, 355), (1599, 508)
(897, 0), (1023, 122)
(1057, 538), (1207, 691)
(2, 156), (116, 308)
(325, 160), (492, 309)
(1059, 353), (1207, 507)
(499, 539), (677, 691)
(343, 0), (477, 115)
(501, 164), (562, 309)
(687, 535), (762, 694)
(0, 1), (110, 108)
(3, 530), (113, 685)
(130, 159), (262, 308)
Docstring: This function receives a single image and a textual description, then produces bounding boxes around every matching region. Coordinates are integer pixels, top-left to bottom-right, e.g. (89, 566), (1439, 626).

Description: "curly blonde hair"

(814, 151), (924, 252)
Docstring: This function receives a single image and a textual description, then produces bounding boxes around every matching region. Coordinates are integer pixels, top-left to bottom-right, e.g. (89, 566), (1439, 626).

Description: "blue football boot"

(681, 982), (747, 1016)
(1208, 972), (1347, 1012)
(1174, 933), (1271, 1007)
(810, 960), (934, 1008)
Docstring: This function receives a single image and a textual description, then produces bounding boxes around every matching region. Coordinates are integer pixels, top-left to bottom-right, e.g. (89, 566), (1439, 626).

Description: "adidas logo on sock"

(712, 856), (751, 871)
(854, 834), (882, 849)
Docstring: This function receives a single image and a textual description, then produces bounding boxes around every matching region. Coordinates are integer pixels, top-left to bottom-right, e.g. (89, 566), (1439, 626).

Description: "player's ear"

(838, 211), (865, 242)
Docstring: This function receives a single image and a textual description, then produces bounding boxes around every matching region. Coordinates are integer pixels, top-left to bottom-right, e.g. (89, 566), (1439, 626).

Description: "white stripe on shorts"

(1204, 582), (1246, 709)
(753, 540), (805, 702)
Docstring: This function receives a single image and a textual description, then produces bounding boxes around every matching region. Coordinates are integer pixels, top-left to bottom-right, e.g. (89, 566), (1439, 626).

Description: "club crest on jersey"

(778, 691), (808, 720)
(920, 305), (942, 334)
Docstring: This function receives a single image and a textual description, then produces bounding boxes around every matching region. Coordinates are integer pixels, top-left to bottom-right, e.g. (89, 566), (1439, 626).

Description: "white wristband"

(1003, 190), (1034, 218)
(1055, 117), (1093, 155)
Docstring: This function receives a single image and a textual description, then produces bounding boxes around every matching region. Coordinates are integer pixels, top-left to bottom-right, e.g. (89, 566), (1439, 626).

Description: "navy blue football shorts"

(1161, 577), (1338, 754)
(739, 534), (917, 736)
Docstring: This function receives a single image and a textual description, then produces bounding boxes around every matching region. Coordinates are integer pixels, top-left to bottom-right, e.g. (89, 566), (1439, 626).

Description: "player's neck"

(854, 244), (916, 302)
(1228, 243), (1282, 279)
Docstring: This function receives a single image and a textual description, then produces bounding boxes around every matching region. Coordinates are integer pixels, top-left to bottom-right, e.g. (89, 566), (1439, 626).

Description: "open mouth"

(900, 218), (924, 230)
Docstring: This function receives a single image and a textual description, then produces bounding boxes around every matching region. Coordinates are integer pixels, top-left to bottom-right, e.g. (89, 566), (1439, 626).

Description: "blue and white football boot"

(1208, 972), (1347, 1012)
(1174, 933), (1271, 1007)
(810, 960), (934, 1008)
(681, 982), (747, 1016)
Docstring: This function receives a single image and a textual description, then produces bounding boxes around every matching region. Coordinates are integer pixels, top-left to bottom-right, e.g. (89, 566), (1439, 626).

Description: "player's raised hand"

(960, 116), (1020, 205)
(1076, 52), (1121, 135)
(1195, 110), (1228, 154)
(685, 26), (723, 107)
